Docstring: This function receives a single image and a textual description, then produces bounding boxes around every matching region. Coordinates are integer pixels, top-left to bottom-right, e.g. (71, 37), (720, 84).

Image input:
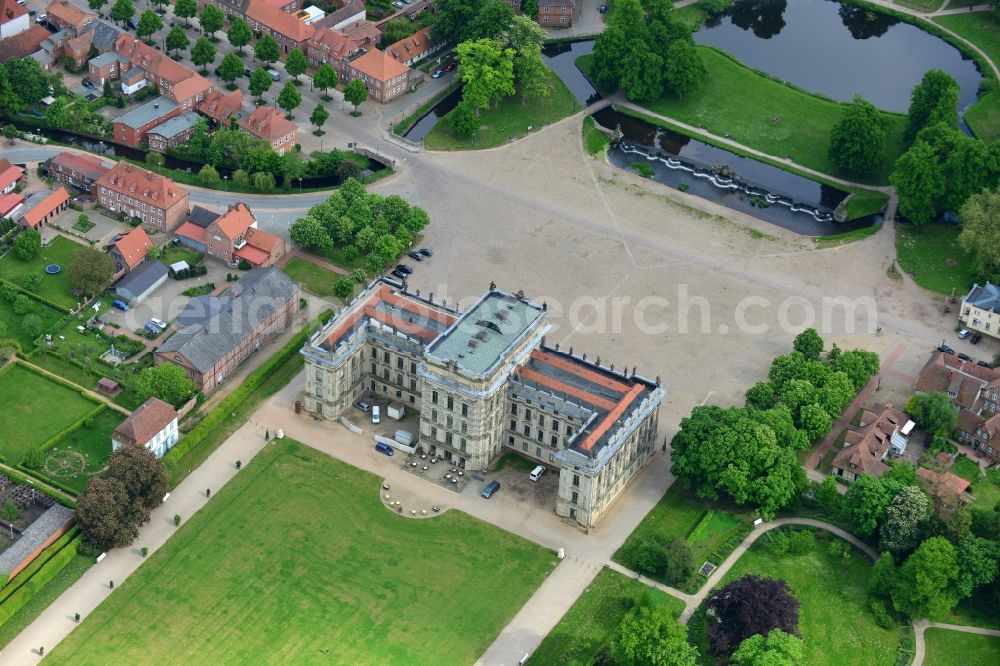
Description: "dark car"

(599, 4), (608, 13)
(128, 19), (138, 30)
(971, 333), (983, 344)
(958, 353), (972, 361)
(214, 66), (221, 76)
(406, 251), (423, 261)
(938, 345), (955, 355)
(391, 269), (407, 280)
(375, 442), (394, 457)
(354, 400), (371, 412)
(444, 61), (457, 72)
(395, 264), (413, 275)
(418, 248), (433, 257)
(81, 79), (95, 89)
(978, 361), (991, 368)
(245, 68), (253, 77)
(481, 480), (500, 499)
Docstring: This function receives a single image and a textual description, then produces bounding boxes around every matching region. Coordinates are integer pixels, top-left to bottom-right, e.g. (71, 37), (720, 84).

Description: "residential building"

(831, 404), (913, 481)
(538, 0), (577, 27)
(917, 466), (971, 515)
(915, 351), (1000, 461)
(92, 36), (214, 108)
(0, 192), (24, 220)
(386, 26), (441, 67)
(177, 202), (284, 267)
(237, 105), (297, 154)
(173, 205), (220, 253)
(0, 24), (49, 64)
(344, 48), (410, 103)
(115, 259), (168, 303)
(154, 268), (301, 393)
(112, 97), (181, 148)
(62, 19), (123, 69)
(95, 162), (190, 233)
(306, 25), (365, 68)
(147, 112), (201, 152)
(245, 0), (315, 53)
(16, 186), (69, 230)
(112, 396), (179, 458)
(45, 151), (110, 195)
(960, 283), (1000, 341)
(315, 0), (365, 31)
(109, 226), (153, 273)
(0, 0), (30, 40)
(44, 0), (96, 33)
(197, 88), (245, 126)
(301, 280), (665, 529)
(0, 157), (25, 195)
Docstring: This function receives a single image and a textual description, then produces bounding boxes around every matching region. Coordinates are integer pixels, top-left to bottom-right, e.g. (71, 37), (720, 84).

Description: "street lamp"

(298, 177), (302, 193)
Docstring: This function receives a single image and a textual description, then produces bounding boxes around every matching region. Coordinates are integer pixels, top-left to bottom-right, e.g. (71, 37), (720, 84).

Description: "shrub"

(174, 514), (181, 526)
(238, 259), (251, 270)
(786, 529), (815, 554)
(342, 245), (359, 262)
(767, 530), (790, 555)
(869, 598), (895, 630)
(631, 541), (667, 576)
(663, 538), (694, 585)
(631, 162), (655, 178)
(333, 277), (353, 299)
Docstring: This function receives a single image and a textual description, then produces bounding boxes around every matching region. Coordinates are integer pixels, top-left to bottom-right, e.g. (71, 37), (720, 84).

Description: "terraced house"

(95, 162), (190, 232)
(301, 279), (665, 529)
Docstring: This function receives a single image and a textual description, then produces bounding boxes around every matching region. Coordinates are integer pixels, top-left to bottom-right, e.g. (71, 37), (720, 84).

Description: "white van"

(529, 465), (546, 481)
(371, 405), (380, 424)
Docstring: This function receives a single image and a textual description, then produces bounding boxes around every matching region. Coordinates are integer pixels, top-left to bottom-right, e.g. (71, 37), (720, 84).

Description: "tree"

(106, 445), (169, 516)
(254, 35), (280, 65)
(77, 477), (141, 552)
(706, 575), (800, 655)
(174, 0), (197, 26)
(20, 313), (42, 338)
(456, 38), (516, 114)
(892, 536), (959, 618)
(959, 187), (1000, 282)
(289, 216), (333, 253)
(745, 381), (776, 411)
(450, 102), (478, 140)
(379, 17), (417, 47)
(68, 247), (114, 297)
(313, 64), (338, 99)
(277, 81), (302, 118)
(831, 348), (880, 391)
(166, 26), (189, 57)
(663, 538), (693, 585)
(664, 39), (705, 99)
(252, 171), (275, 191)
(798, 403), (832, 442)
(285, 48), (308, 82)
(332, 277), (354, 299)
(768, 351), (807, 392)
(956, 535), (1000, 600)
(879, 485), (930, 557)
(891, 140), (946, 225)
(136, 10), (163, 41)
(4, 58), (49, 108)
(620, 41), (665, 102)
(249, 67), (272, 101)
(310, 104), (329, 134)
(514, 45), (548, 104)
(590, 25), (629, 92)
(611, 605), (699, 666)
(198, 164), (220, 185)
(905, 70), (960, 143)
(731, 629), (804, 666)
(845, 473), (897, 536)
(817, 371), (855, 420)
(136, 363), (196, 407)
(500, 14), (546, 52)
(869, 551), (897, 599)
(343, 79), (369, 114)
(218, 52), (244, 87)
(191, 37), (216, 74)
(199, 4), (224, 37)
(828, 95), (889, 177)
(632, 541), (668, 575)
(89, 0), (106, 11)
(110, 0), (135, 27)
(2, 499), (19, 522)
(227, 18), (252, 54)
(792, 328), (824, 360)
(908, 392), (958, 436)
(13, 229), (41, 261)
(240, 140), (281, 174)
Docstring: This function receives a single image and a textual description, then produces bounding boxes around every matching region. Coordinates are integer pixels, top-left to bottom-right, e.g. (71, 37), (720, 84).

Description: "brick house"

(386, 26), (441, 67)
(197, 88), (245, 126)
(113, 97), (180, 148)
(45, 151), (110, 195)
(0, 157), (25, 195)
(0, 0), (30, 40)
(237, 105), (297, 154)
(538, 0), (576, 27)
(92, 35), (214, 105)
(95, 162), (190, 233)
(306, 25), (364, 69)
(245, 0), (315, 54)
(112, 396), (179, 458)
(109, 225), (153, 273)
(16, 187), (69, 230)
(154, 268), (301, 393)
(45, 0), (96, 33)
(831, 404), (913, 481)
(146, 112), (201, 152)
(61, 19), (122, 70)
(176, 202), (284, 267)
(345, 48), (410, 103)
(0, 24), (49, 63)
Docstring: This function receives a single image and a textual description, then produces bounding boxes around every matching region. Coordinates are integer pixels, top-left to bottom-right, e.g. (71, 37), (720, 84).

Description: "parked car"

(599, 4), (608, 13)
(372, 405), (381, 424)
(82, 79), (95, 89)
(150, 317), (167, 329)
(938, 345), (955, 355)
(392, 1), (404, 7)
(129, 19), (138, 30)
(958, 353), (972, 361)
(112, 299), (129, 311)
(354, 400), (371, 412)
(406, 251), (423, 261)
(375, 442), (394, 456)
(481, 480), (500, 499)
(418, 248), (433, 257)
(971, 333), (982, 344)
(244, 68), (253, 77)
(958, 328), (971, 339)
(395, 264), (412, 275)
(978, 361), (991, 368)
(444, 61), (457, 72)
(529, 465), (546, 481)
(431, 70), (444, 78)
(391, 269), (407, 280)
(35, 12), (46, 23)
(144, 322), (160, 334)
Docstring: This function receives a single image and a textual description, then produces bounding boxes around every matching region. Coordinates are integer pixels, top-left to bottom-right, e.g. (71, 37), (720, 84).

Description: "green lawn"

(493, 451), (539, 473)
(633, 47), (907, 185)
(813, 224), (882, 248)
(0, 236), (86, 310)
(845, 190), (890, 220)
(0, 364), (99, 465)
(281, 256), (345, 298)
(674, 3), (710, 30)
(895, 221), (978, 295)
(614, 484), (753, 592)
(527, 568), (686, 666)
(0, 297), (62, 352)
(38, 408), (119, 494)
(934, 12), (1000, 142)
(0, 554), (92, 649)
(969, 470), (1000, 511)
(894, 0), (946, 11)
(923, 628), (1000, 666)
(49, 439), (555, 664)
(582, 115), (610, 157)
(425, 66), (580, 150)
(159, 244), (203, 268)
(699, 531), (903, 666)
(29, 350), (146, 411)
(951, 454), (984, 484)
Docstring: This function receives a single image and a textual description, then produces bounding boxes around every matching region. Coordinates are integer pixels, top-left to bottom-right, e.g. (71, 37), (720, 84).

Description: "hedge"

(15, 462), (87, 498)
(163, 309), (332, 479)
(0, 277), (72, 315)
(0, 527), (80, 598)
(14, 360), (104, 402)
(0, 536), (81, 627)
(0, 465), (77, 509)
(34, 403), (105, 456)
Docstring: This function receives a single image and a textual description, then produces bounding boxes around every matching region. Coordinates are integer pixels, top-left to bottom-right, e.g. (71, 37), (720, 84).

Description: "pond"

(694, 0), (982, 114)
(593, 108), (882, 236)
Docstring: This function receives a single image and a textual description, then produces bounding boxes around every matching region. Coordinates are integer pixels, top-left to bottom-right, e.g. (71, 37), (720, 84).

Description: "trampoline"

(45, 264), (61, 274)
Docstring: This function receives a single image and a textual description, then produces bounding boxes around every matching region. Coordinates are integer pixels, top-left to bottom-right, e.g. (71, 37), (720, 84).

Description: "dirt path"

(912, 620), (1000, 665)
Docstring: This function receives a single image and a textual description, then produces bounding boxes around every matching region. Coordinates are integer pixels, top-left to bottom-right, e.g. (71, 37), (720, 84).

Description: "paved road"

(912, 620), (1000, 665)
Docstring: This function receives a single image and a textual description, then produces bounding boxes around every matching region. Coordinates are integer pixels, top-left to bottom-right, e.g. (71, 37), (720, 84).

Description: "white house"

(111, 396), (179, 459)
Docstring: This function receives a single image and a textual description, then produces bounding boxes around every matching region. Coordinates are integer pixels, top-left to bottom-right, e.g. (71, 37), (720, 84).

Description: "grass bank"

(424, 66), (580, 150)
(281, 256), (347, 298)
(392, 82), (461, 136)
(895, 221), (978, 295)
(813, 223), (883, 248)
(582, 115), (610, 156)
(923, 628), (1000, 666)
(48, 439), (556, 664)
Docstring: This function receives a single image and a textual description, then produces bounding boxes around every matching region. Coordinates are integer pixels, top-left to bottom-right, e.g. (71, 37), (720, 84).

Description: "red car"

(444, 61), (457, 72)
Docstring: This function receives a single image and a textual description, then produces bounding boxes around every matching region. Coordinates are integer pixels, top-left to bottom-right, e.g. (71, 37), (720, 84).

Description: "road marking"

(700, 390), (714, 405)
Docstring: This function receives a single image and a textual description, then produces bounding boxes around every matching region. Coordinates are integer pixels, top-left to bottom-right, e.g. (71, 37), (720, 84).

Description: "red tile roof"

(96, 162), (188, 212)
(50, 151), (110, 181)
(0, 192), (24, 217)
(237, 105), (296, 144)
(308, 26), (363, 59)
(45, 0), (96, 31)
(168, 73), (213, 105)
(175, 221), (206, 245)
(0, 164), (24, 192)
(0, 24), (49, 62)
(235, 244), (270, 266)
(113, 226), (153, 270)
(349, 48), (409, 82)
(917, 467), (971, 496)
(22, 187), (69, 228)
(245, 0), (315, 42)
(113, 396), (177, 446)
(386, 26), (435, 64)
(832, 403), (907, 478)
(214, 202), (255, 239)
(114, 35), (195, 87)
(197, 88), (244, 124)
(0, 0), (28, 24)
(244, 226), (281, 253)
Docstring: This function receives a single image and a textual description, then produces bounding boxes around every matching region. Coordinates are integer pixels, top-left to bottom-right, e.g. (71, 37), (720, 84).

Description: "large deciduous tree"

(136, 363), (196, 407)
(611, 605), (700, 666)
(343, 79), (369, 114)
(831, 348), (880, 391)
(218, 52), (244, 86)
(191, 37), (217, 74)
(792, 328), (824, 360)
(174, 0), (197, 26)
(285, 48), (308, 82)
(892, 536), (959, 618)
(77, 477), (141, 552)
(290, 215), (333, 253)
(277, 81), (302, 118)
(254, 35), (280, 64)
(908, 392), (958, 437)
(136, 10), (163, 41)
(68, 247), (115, 298)
(706, 575), (800, 655)
(199, 4), (224, 37)
(227, 18), (252, 53)
(249, 67), (272, 100)
(879, 485), (930, 557)
(845, 473), (898, 536)
(664, 39), (705, 99)
(828, 95), (888, 177)
(13, 229), (41, 260)
(513, 44), (549, 104)
(959, 186), (1000, 282)
(166, 26), (189, 56)
(891, 140), (946, 225)
(110, 0), (135, 26)
(313, 64), (338, 99)
(106, 445), (169, 517)
(956, 535), (1000, 600)
(731, 629), (804, 666)
(457, 39), (516, 114)
(905, 69), (960, 144)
